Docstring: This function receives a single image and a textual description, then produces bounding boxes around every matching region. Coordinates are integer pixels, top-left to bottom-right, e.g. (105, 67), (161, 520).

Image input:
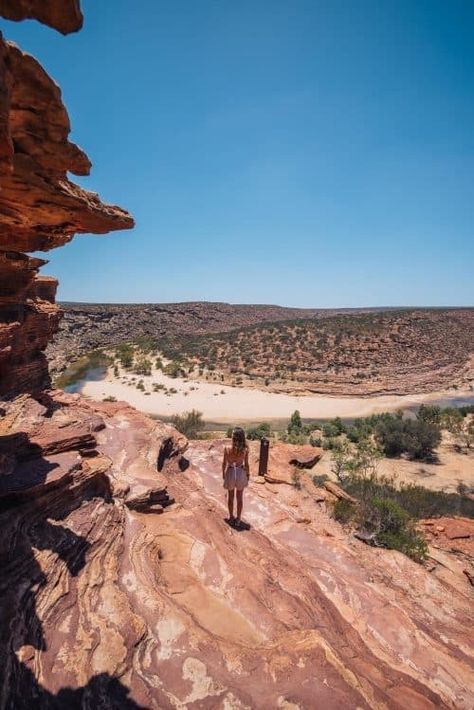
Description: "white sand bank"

(79, 368), (473, 423)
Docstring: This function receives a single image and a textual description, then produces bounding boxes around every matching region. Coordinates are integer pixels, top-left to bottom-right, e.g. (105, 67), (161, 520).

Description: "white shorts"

(223, 464), (248, 491)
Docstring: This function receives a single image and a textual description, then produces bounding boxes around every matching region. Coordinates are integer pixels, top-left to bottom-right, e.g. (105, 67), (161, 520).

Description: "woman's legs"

(236, 490), (243, 522)
(227, 489), (235, 519)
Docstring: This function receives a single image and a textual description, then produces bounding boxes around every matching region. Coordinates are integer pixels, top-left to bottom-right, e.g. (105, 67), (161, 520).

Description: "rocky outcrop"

(0, 12), (133, 399)
(1, 2), (474, 707)
(0, 0), (83, 34)
(2, 418), (473, 708)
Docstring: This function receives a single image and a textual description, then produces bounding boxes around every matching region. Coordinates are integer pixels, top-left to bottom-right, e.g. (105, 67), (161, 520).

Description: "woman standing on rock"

(222, 428), (250, 529)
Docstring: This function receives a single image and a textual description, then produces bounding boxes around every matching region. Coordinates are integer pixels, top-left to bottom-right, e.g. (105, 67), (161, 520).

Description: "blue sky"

(4, 0), (473, 306)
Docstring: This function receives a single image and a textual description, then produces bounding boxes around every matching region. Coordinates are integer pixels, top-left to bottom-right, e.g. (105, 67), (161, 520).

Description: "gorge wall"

(0, 4), (133, 398)
(0, 4), (473, 709)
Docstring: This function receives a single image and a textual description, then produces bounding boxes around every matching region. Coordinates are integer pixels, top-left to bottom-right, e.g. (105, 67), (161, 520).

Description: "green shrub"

(321, 422), (341, 438)
(115, 344), (134, 369)
(170, 409), (205, 439)
(333, 499), (356, 524)
(322, 436), (338, 450)
(134, 336), (157, 353)
(312, 473), (328, 487)
(282, 431), (308, 445)
(377, 528), (428, 563)
(164, 361), (184, 378)
(375, 417), (405, 457)
(288, 410), (303, 435)
(343, 472), (474, 520)
(133, 358), (152, 376)
(375, 415), (441, 461)
(331, 486), (428, 563)
(346, 423), (373, 444)
(246, 423), (271, 441)
(417, 404), (441, 426)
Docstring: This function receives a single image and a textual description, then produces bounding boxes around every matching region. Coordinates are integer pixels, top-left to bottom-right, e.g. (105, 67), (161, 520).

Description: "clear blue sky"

(4, 0), (473, 306)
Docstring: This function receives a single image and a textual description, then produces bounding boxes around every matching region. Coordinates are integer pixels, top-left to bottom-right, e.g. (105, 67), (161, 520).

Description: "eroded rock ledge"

(1, 395), (473, 708)
(0, 0), (83, 35)
(0, 8), (133, 398)
(1, 3), (473, 708)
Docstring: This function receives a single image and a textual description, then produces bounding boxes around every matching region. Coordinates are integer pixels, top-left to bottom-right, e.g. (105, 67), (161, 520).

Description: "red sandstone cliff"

(0, 4), (473, 709)
(0, 3), (133, 399)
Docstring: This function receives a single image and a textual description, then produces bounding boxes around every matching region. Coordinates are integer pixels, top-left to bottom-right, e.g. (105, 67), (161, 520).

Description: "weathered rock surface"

(263, 443), (323, 484)
(1, 2), (473, 707)
(2, 410), (473, 708)
(0, 0), (83, 34)
(0, 18), (133, 399)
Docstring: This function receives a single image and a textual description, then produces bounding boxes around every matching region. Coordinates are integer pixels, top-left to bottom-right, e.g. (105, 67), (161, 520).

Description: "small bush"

(288, 410), (303, 436)
(321, 422), (341, 439)
(133, 358), (152, 376)
(292, 469), (302, 490)
(333, 499), (356, 524)
(164, 361), (184, 378)
(417, 404), (441, 426)
(375, 415), (441, 461)
(115, 344), (134, 369)
(322, 436), (338, 450)
(312, 473), (328, 487)
(170, 409), (205, 439)
(246, 423), (271, 441)
(377, 528), (428, 563)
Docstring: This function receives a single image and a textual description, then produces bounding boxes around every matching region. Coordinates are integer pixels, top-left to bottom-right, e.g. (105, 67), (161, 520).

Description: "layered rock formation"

(0, 4), (133, 398)
(0, 0), (83, 34)
(1, 404), (473, 708)
(1, 3), (474, 708)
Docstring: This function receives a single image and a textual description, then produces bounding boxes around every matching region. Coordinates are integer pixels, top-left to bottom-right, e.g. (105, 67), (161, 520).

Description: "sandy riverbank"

(78, 367), (474, 424)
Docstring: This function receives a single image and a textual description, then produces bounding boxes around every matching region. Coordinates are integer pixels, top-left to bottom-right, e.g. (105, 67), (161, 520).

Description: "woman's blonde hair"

(231, 427), (246, 453)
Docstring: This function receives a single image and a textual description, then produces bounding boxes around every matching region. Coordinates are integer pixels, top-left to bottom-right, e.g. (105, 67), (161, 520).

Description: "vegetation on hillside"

(154, 309), (474, 395)
(54, 350), (111, 389)
(306, 405), (474, 563)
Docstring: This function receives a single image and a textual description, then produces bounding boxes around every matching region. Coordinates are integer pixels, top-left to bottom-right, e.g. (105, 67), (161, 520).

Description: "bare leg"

(227, 490), (235, 519)
(236, 490), (243, 523)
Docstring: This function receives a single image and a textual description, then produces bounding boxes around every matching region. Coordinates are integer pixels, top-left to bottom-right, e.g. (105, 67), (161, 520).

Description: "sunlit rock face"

(1, 3), (474, 709)
(0, 4), (133, 398)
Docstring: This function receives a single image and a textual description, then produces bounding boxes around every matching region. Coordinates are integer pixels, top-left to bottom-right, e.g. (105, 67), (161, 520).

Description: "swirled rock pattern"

(1, 2), (473, 707)
(1, 398), (473, 708)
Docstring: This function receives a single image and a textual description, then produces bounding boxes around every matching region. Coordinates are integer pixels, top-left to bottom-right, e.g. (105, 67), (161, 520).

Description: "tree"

(375, 417), (405, 457)
(288, 410), (302, 435)
(331, 439), (381, 483)
(375, 415), (440, 462)
(445, 414), (474, 450)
